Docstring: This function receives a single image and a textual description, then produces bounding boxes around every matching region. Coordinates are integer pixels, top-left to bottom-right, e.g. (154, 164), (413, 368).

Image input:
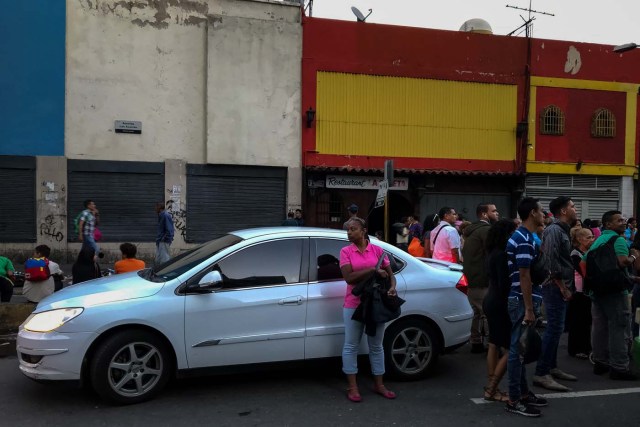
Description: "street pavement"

(1, 335), (639, 427)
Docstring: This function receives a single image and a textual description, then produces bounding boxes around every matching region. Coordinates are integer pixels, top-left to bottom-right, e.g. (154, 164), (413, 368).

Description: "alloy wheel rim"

(390, 326), (432, 374)
(107, 342), (163, 397)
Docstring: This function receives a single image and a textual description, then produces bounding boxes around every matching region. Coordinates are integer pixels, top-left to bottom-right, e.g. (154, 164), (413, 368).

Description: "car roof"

(229, 227), (351, 240)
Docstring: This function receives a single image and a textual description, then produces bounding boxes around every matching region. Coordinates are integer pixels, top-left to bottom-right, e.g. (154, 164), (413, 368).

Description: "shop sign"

(326, 175), (408, 190)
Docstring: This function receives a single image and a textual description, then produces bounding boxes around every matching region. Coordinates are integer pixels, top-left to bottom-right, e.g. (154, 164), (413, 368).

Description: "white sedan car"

(17, 227), (472, 404)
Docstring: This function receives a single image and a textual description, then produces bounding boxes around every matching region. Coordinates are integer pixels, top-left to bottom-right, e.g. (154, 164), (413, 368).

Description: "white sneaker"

(533, 374), (571, 391)
(550, 368), (577, 381)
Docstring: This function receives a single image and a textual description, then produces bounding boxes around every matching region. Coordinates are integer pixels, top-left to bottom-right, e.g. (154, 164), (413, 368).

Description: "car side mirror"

(198, 270), (223, 290)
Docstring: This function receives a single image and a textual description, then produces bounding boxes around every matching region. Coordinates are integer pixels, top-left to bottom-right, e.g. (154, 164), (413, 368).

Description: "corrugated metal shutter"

(525, 174), (619, 219)
(187, 165), (287, 242)
(67, 160), (164, 242)
(0, 156), (36, 242)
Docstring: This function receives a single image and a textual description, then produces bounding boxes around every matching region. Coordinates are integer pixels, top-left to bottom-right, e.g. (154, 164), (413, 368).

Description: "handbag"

(518, 319), (542, 364)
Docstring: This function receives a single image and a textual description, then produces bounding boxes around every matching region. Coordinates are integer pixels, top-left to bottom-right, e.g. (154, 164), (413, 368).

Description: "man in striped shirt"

(505, 198), (547, 417)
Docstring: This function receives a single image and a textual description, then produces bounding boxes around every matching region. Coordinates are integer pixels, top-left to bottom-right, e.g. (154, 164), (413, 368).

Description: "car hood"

(37, 272), (166, 311)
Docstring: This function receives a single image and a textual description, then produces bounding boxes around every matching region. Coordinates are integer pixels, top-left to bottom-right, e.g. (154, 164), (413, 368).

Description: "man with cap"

(343, 204), (359, 230)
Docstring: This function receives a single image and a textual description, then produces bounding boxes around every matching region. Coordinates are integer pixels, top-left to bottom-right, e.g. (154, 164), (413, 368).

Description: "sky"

(309, 0), (640, 46)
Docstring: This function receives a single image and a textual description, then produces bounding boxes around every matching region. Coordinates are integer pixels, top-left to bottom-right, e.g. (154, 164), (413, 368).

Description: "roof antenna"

(351, 6), (373, 23)
(506, 0), (554, 37)
(304, 0), (313, 17)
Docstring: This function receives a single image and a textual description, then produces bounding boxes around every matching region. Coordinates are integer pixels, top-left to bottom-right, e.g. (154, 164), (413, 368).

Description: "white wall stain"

(564, 45), (582, 75)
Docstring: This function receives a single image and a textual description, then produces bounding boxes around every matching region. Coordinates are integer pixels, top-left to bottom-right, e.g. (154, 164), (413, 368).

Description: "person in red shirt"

(114, 243), (146, 274)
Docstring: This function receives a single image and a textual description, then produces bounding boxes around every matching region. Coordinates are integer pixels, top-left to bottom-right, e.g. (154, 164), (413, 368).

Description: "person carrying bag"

(340, 217), (401, 403)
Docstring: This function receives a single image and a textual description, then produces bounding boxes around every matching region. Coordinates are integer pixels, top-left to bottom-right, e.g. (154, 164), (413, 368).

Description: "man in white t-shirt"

(430, 207), (461, 263)
(23, 245), (62, 304)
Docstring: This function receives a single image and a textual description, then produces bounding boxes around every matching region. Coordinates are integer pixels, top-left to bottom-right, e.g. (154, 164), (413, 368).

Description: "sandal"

(347, 387), (362, 403)
(483, 386), (509, 402)
(375, 386), (397, 400)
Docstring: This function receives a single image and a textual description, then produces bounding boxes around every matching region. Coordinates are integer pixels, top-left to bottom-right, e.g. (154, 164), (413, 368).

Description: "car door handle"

(278, 296), (303, 305)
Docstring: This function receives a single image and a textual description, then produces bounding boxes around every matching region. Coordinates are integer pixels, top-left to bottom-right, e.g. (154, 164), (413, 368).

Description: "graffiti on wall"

(40, 214), (64, 242)
(39, 181), (66, 243)
(166, 185), (186, 239)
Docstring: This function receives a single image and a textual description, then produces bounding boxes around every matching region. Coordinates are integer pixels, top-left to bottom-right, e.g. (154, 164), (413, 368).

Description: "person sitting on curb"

(114, 243), (146, 274)
(0, 255), (16, 303)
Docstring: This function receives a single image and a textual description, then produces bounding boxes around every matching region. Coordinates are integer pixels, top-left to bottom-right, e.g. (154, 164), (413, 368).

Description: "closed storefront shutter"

(525, 174), (619, 220)
(0, 156), (36, 242)
(67, 160), (164, 242)
(186, 165), (287, 242)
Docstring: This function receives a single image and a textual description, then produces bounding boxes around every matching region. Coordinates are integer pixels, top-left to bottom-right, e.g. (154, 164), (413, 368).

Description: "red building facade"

(301, 15), (640, 230)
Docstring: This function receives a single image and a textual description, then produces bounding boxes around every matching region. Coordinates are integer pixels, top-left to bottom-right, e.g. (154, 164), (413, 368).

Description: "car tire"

(90, 329), (172, 404)
(383, 318), (440, 380)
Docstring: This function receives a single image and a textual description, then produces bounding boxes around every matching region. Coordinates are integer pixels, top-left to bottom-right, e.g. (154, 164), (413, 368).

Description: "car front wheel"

(383, 319), (440, 380)
(90, 329), (172, 404)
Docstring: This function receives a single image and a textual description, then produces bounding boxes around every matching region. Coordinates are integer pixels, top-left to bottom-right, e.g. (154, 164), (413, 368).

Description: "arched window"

(591, 108), (616, 138)
(539, 105), (565, 135)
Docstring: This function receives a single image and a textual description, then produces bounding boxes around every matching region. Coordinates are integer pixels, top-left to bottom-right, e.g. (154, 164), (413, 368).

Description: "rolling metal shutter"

(67, 160), (164, 242)
(187, 165), (287, 242)
(0, 156), (36, 242)
(525, 174), (619, 220)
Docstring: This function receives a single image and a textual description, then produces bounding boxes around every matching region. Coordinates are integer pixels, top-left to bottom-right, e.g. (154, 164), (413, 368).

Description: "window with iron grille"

(591, 108), (616, 138)
(539, 105), (564, 135)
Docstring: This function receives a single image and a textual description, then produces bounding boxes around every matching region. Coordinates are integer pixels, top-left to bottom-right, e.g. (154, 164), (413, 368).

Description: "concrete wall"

(36, 157), (68, 260)
(65, 0), (302, 207)
(66, 0), (208, 163)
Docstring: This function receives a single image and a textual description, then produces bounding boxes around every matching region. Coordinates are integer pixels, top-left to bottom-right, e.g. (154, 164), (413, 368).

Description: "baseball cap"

(348, 204), (359, 213)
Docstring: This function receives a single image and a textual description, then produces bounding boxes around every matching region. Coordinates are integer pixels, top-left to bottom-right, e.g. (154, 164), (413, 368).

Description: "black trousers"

(0, 276), (14, 302)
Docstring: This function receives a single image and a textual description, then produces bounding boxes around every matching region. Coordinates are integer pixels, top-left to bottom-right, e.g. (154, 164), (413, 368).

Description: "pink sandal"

(375, 386), (397, 400)
(347, 387), (362, 402)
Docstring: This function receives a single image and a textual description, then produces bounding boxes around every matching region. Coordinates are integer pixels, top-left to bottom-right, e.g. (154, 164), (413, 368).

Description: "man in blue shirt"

(505, 198), (547, 417)
(155, 202), (175, 266)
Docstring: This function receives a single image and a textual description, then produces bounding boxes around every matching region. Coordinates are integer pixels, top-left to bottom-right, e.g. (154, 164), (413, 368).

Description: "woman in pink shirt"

(340, 217), (397, 402)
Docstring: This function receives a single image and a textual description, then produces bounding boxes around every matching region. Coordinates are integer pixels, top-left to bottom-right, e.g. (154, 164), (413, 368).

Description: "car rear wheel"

(90, 330), (172, 404)
(383, 319), (440, 380)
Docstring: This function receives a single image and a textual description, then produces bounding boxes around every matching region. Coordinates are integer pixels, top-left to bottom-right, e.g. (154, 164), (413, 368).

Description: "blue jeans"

(535, 284), (568, 376)
(507, 295), (541, 402)
(342, 308), (386, 375)
(82, 234), (99, 255)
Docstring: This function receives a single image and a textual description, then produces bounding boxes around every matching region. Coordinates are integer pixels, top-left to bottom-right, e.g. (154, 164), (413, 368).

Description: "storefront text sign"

(326, 175), (408, 190)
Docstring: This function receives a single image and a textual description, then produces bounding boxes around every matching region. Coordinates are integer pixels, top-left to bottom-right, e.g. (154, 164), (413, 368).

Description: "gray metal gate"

(186, 165), (287, 242)
(0, 156), (36, 242)
(525, 174), (620, 220)
(67, 160), (164, 242)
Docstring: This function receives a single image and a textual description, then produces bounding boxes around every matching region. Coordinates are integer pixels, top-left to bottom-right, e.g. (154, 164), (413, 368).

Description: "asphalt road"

(1, 337), (639, 427)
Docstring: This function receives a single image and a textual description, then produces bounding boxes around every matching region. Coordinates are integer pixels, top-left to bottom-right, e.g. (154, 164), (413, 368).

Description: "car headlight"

(24, 308), (84, 333)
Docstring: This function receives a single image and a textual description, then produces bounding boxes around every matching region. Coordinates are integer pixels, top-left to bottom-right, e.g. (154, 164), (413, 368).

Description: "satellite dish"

(351, 6), (372, 22)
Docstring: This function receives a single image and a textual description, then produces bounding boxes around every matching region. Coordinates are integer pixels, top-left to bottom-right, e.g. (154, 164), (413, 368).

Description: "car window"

(311, 238), (405, 281)
(214, 239), (303, 289)
(313, 238), (350, 282)
(142, 234), (243, 282)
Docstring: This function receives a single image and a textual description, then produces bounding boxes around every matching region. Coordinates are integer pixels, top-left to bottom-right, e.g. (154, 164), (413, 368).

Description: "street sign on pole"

(375, 181), (389, 208)
(384, 160), (394, 187)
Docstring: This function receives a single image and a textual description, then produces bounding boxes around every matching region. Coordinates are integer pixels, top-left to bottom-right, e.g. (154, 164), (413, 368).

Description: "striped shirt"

(506, 226), (542, 299)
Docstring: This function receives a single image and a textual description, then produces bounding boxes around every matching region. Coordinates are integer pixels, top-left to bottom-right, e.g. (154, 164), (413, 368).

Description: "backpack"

(584, 235), (632, 295)
(530, 245), (550, 286)
(74, 212), (83, 238)
(24, 257), (51, 282)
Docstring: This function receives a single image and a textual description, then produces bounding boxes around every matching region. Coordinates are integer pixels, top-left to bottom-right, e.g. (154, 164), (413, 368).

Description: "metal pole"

(384, 194), (389, 242)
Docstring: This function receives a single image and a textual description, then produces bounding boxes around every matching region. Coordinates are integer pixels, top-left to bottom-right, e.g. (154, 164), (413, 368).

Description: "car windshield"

(139, 234), (243, 282)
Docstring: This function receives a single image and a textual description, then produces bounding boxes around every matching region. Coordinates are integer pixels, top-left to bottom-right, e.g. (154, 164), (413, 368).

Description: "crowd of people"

(0, 199), (174, 304)
(384, 198), (639, 417)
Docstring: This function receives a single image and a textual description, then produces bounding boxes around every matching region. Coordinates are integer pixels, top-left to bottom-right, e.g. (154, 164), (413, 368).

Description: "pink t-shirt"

(339, 242), (390, 309)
